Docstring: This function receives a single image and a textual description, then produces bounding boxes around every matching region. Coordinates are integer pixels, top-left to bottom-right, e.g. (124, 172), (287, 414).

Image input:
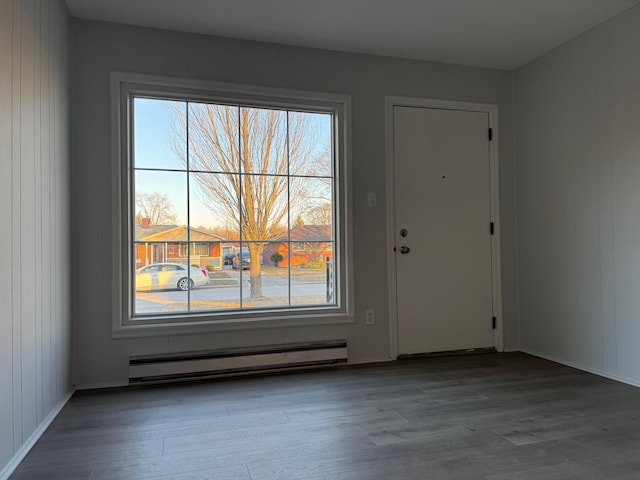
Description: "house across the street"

(135, 220), (225, 269)
(264, 225), (333, 268)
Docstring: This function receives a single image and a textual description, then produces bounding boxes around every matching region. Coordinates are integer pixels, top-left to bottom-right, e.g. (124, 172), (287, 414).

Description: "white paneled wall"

(0, 0), (71, 477)
(515, 5), (640, 385)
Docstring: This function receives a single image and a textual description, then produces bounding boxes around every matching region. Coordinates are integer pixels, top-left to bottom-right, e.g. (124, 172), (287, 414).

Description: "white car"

(135, 263), (209, 291)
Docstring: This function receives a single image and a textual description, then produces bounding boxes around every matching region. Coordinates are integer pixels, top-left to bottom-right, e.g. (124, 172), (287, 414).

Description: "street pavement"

(134, 269), (328, 314)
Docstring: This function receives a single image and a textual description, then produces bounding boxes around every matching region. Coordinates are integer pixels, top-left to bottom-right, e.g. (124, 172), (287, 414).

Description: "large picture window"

(114, 75), (351, 331)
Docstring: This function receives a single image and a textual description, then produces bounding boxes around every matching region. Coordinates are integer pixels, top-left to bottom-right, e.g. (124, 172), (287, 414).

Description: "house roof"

(289, 225), (332, 242)
(134, 224), (176, 241)
(136, 225), (225, 242)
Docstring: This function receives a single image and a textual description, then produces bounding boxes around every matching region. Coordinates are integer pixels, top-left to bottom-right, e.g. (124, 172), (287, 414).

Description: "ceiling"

(65, 0), (640, 70)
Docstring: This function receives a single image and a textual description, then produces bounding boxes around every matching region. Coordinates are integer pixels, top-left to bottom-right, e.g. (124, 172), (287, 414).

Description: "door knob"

(400, 246), (410, 254)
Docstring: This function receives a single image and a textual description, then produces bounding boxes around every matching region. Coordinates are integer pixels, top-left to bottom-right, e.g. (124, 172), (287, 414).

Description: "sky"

(133, 97), (333, 229)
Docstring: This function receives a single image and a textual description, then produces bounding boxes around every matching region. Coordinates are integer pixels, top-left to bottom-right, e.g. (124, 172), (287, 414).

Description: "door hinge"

(488, 128), (493, 141)
(492, 316), (497, 330)
(490, 222), (494, 235)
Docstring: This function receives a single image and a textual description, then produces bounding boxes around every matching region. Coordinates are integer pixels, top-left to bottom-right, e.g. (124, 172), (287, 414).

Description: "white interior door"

(394, 105), (494, 355)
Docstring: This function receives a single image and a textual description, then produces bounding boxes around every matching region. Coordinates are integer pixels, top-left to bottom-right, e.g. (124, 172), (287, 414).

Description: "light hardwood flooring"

(10, 352), (640, 479)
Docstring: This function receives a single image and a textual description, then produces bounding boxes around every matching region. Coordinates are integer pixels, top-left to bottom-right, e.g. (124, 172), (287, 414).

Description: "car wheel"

(177, 277), (194, 291)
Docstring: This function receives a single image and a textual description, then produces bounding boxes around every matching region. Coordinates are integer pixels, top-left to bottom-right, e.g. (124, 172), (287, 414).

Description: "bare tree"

(203, 222), (240, 241)
(293, 215), (305, 228)
(172, 104), (328, 297)
(302, 201), (332, 226)
(135, 192), (177, 225)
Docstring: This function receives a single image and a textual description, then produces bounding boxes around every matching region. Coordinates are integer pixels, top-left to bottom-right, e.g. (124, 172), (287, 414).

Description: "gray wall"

(70, 19), (517, 387)
(0, 0), (71, 476)
(515, 5), (640, 385)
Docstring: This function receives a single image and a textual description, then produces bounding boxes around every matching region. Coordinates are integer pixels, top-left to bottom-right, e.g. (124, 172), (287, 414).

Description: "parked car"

(135, 263), (209, 291)
(232, 251), (251, 270)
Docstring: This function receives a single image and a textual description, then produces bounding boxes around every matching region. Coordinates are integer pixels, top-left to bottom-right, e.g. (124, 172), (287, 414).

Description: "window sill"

(112, 310), (356, 339)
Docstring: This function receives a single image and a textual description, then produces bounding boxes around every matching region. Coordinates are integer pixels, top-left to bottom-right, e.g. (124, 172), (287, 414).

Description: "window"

(178, 243), (209, 258)
(160, 264), (180, 272)
(139, 265), (159, 274)
(113, 74), (352, 333)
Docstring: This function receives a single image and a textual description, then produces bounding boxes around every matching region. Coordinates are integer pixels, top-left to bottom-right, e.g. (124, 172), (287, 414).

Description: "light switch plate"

(367, 191), (377, 208)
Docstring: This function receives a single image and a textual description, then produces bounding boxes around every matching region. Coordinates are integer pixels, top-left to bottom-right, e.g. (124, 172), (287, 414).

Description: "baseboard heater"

(129, 340), (348, 384)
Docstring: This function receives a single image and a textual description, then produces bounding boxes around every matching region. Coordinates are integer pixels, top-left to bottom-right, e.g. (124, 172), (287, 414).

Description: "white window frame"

(292, 241), (306, 252)
(110, 72), (353, 337)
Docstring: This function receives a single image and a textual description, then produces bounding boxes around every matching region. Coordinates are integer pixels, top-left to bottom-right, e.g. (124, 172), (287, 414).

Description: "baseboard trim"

(521, 349), (640, 389)
(74, 380), (129, 391)
(398, 347), (496, 360)
(0, 390), (74, 480)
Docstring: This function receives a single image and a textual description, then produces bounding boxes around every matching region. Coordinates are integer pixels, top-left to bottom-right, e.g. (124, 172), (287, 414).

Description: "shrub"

(270, 252), (284, 267)
(301, 258), (326, 269)
(205, 264), (215, 271)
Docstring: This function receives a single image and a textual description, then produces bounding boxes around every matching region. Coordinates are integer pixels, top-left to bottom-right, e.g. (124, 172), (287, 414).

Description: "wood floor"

(10, 352), (640, 479)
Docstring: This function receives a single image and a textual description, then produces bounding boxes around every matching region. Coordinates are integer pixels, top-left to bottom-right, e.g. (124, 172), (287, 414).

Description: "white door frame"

(385, 96), (504, 359)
